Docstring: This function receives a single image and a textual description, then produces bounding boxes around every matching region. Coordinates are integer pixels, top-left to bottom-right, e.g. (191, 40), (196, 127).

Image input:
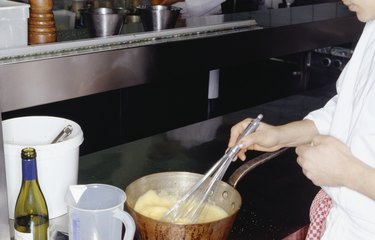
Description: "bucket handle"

(113, 208), (136, 240)
(227, 148), (290, 188)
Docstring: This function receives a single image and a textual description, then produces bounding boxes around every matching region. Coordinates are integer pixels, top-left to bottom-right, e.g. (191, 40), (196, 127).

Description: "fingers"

(229, 117), (277, 161)
(308, 134), (328, 147)
(298, 162), (319, 186)
(296, 140), (325, 186)
(228, 118), (252, 148)
(295, 149), (306, 167)
(295, 143), (314, 171)
(238, 149), (247, 161)
(295, 143), (310, 156)
(296, 146), (315, 184)
(230, 148), (247, 161)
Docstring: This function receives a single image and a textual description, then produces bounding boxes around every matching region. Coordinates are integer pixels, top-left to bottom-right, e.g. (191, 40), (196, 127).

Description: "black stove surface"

(79, 83), (337, 239)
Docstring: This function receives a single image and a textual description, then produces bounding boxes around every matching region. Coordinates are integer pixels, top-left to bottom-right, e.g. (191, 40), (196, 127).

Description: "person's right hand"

(228, 118), (284, 161)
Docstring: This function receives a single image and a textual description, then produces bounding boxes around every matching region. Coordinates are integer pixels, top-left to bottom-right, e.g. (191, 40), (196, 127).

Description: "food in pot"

(134, 190), (228, 224)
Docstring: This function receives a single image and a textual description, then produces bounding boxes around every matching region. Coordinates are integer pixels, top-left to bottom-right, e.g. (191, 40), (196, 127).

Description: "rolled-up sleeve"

(304, 94), (338, 135)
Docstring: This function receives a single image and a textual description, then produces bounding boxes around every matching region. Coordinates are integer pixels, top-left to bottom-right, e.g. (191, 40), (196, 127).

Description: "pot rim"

(124, 149), (289, 226)
(125, 200), (239, 226)
(125, 171), (242, 224)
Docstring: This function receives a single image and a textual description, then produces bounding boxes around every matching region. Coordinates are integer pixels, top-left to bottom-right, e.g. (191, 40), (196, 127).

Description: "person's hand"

(228, 118), (284, 161)
(151, 0), (181, 5)
(295, 135), (358, 187)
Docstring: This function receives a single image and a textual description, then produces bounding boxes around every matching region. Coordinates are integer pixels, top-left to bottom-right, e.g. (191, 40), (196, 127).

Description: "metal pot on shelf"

(136, 5), (181, 31)
(81, 7), (127, 37)
(125, 149), (287, 240)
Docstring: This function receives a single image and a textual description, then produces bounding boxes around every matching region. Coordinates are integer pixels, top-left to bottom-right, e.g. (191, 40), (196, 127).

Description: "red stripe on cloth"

(282, 225), (309, 240)
(305, 189), (333, 240)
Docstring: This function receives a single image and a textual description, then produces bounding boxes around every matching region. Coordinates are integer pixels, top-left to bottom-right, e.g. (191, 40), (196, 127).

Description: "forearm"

(278, 119), (319, 148)
(230, 118), (320, 158)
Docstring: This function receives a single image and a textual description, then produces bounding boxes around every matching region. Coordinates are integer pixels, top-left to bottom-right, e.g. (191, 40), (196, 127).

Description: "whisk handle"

(238, 114), (263, 140)
(227, 114), (263, 158)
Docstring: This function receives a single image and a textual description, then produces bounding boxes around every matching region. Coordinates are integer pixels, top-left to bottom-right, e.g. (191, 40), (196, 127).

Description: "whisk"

(163, 114), (263, 224)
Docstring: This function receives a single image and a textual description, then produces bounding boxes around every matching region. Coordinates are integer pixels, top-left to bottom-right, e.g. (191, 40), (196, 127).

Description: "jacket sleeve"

(304, 94), (337, 135)
(304, 60), (349, 135)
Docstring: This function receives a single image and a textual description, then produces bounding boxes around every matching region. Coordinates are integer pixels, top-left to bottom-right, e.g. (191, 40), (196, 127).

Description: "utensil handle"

(238, 114), (263, 140)
(51, 125), (73, 143)
(226, 114), (263, 159)
(228, 148), (290, 187)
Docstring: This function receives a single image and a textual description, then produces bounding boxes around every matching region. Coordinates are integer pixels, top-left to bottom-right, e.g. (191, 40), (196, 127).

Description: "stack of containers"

(0, 0), (30, 49)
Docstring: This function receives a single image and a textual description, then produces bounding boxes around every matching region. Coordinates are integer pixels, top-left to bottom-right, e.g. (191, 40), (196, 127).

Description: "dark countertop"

(78, 83), (336, 239)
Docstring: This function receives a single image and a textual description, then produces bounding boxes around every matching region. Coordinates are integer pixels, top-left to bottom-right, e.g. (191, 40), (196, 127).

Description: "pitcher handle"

(113, 208), (136, 240)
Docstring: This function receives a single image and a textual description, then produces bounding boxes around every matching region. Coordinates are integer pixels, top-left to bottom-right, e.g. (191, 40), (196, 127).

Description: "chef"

(228, 0), (375, 239)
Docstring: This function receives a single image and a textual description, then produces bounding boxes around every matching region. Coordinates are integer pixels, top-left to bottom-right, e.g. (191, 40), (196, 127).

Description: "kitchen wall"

(2, 51), (325, 155)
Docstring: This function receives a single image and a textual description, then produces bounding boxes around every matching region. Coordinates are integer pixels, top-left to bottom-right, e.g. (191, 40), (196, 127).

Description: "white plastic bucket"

(3, 116), (84, 219)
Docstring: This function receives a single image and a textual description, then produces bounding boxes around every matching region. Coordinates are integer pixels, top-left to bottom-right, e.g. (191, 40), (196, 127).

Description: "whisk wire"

(164, 154), (229, 222)
(163, 114), (263, 224)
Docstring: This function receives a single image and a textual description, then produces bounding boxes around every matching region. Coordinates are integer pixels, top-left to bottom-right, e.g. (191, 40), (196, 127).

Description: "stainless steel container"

(82, 7), (126, 37)
(137, 5), (181, 31)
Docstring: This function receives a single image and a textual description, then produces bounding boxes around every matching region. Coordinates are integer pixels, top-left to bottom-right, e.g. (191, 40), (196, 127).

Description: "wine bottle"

(14, 148), (49, 240)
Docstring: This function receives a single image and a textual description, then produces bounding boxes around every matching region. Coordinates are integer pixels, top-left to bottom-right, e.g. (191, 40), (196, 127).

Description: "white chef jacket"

(305, 20), (375, 239)
(173, 0), (224, 17)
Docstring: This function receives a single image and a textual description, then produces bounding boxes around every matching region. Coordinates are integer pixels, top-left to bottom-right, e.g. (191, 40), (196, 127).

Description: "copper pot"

(125, 149), (287, 240)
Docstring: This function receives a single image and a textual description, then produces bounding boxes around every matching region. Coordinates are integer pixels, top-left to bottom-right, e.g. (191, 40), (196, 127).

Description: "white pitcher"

(65, 184), (135, 240)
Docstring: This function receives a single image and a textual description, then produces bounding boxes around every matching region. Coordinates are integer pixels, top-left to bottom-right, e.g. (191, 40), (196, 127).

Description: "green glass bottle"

(14, 147), (49, 240)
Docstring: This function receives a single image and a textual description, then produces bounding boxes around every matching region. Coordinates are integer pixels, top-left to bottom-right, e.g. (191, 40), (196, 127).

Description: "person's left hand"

(295, 135), (358, 187)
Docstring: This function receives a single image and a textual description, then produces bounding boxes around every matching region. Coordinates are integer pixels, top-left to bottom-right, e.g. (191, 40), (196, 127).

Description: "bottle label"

(14, 229), (33, 240)
(22, 159), (37, 180)
(14, 226), (49, 240)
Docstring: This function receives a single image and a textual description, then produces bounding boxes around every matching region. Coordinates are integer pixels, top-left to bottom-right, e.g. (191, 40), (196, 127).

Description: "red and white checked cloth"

(305, 189), (333, 240)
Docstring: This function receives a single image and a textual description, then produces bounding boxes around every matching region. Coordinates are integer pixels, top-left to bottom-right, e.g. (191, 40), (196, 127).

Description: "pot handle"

(227, 148), (290, 188)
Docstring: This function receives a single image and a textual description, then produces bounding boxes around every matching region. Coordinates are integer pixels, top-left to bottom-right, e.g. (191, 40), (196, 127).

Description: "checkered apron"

(305, 189), (333, 240)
